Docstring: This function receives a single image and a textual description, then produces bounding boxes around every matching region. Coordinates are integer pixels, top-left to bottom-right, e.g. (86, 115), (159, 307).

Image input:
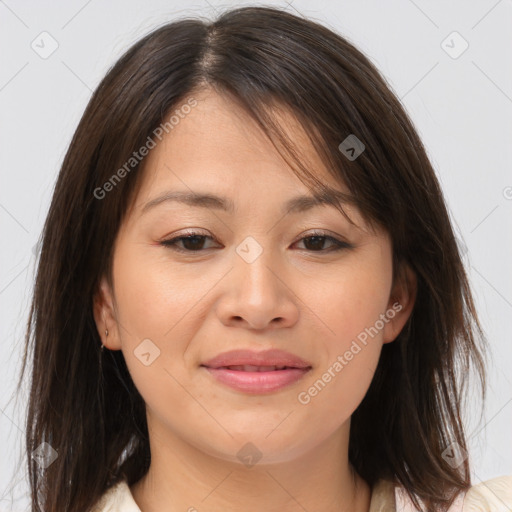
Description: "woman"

(19, 6), (511, 511)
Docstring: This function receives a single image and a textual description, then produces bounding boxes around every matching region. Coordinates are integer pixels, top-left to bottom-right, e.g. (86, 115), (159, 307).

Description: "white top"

(91, 475), (512, 511)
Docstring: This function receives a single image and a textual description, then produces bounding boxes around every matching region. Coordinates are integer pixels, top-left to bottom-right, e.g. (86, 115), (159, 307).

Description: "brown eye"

(161, 233), (218, 253)
(294, 231), (353, 253)
(160, 230), (353, 255)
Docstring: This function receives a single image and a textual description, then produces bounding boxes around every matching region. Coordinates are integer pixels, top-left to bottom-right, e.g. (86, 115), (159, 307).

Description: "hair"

(16, 5), (487, 512)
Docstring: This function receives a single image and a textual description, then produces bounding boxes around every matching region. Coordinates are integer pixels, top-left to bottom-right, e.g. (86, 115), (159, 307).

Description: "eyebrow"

(140, 188), (348, 216)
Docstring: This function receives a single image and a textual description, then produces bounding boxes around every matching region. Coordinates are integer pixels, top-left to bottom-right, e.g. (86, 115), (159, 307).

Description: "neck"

(130, 417), (371, 512)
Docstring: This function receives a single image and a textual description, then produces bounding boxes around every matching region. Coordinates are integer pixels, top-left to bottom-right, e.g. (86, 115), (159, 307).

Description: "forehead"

(116, 88), (379, 239)
(135, 87), (346, 199)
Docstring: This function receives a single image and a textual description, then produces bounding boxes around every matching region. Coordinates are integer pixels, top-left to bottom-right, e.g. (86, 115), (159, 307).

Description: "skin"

(93, 87), (416, 512)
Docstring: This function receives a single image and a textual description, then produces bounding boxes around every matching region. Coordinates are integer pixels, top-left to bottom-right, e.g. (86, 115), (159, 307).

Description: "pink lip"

(201, 349), (312, 394)
(201, 348), (311, 369)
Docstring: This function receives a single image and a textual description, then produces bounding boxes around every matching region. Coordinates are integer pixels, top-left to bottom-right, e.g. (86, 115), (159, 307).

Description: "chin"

(190, 426), (321, 467)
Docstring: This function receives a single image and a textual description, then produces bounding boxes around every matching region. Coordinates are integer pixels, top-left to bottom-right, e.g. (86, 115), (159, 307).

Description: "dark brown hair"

(17, 5), (486, 511)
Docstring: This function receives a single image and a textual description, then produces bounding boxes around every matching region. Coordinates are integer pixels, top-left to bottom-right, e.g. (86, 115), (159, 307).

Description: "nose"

(215, 245), (300, 331)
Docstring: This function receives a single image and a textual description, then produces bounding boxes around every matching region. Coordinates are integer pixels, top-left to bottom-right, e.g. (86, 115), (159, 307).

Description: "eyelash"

(159, 230), (353, 254)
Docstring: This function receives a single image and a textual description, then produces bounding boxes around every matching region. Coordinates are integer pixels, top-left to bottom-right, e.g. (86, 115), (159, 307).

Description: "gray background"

(1, 0), (511, 509)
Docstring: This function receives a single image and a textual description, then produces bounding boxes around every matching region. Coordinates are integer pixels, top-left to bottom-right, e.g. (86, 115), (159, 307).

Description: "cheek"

(296, 284), (386, 435)
(111, 247), (198, 424)
(112, 244), (205, 337)
(110, 247), (186, 384)
(311, 256), (392, 349)
(296, 343), (380, 443)
(111, 245), (219, 392)
(297, 249), (391, 419)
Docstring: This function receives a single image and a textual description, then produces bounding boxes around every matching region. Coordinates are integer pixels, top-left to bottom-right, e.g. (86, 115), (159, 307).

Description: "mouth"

(200, 348), (312, 394)
(200, 364), (312, 393)
(211, 365), (305, 371)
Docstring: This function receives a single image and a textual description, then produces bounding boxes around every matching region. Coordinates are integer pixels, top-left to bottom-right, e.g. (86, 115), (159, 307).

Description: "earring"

(101, 326), (108, 353)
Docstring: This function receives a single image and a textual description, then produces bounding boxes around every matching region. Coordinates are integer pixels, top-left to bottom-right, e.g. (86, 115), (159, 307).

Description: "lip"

(201, 349), (312, 394)
(201, 349), (312, 369)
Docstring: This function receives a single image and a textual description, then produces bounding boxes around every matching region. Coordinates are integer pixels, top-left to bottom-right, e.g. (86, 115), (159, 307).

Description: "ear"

(382, 263), (417, 344)
(92, 275), (122, 350)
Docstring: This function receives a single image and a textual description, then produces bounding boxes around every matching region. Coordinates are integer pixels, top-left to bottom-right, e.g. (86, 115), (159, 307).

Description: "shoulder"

(462, 475), (512, 511)
(370, 476), (512, 511)
(90, 475), (512, 511)
(369, 479), (396, 510)
(91, 479), (142, 512)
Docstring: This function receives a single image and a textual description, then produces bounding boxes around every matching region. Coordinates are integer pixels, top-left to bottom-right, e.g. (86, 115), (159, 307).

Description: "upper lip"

(201, 349), (312, 369)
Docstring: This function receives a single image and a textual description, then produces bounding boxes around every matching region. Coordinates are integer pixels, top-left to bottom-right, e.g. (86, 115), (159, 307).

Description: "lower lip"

(203, 367), (311, 393)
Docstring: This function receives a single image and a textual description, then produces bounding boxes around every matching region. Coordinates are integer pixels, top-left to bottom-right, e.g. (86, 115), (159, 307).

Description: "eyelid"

(162, 228), (347, 241)
(159, 229), (220, 252)
(294, 228), (345, 243)
(159, 228), (353, 254)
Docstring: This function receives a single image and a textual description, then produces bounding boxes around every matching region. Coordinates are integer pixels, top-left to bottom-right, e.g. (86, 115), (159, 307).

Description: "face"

(94, 87), (415, 465)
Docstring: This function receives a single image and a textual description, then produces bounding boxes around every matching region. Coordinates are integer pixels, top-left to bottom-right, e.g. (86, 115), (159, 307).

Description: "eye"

(160, 231), (218, 253)
(292, 230), (353, 253)
(159, 229), (353, 254)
